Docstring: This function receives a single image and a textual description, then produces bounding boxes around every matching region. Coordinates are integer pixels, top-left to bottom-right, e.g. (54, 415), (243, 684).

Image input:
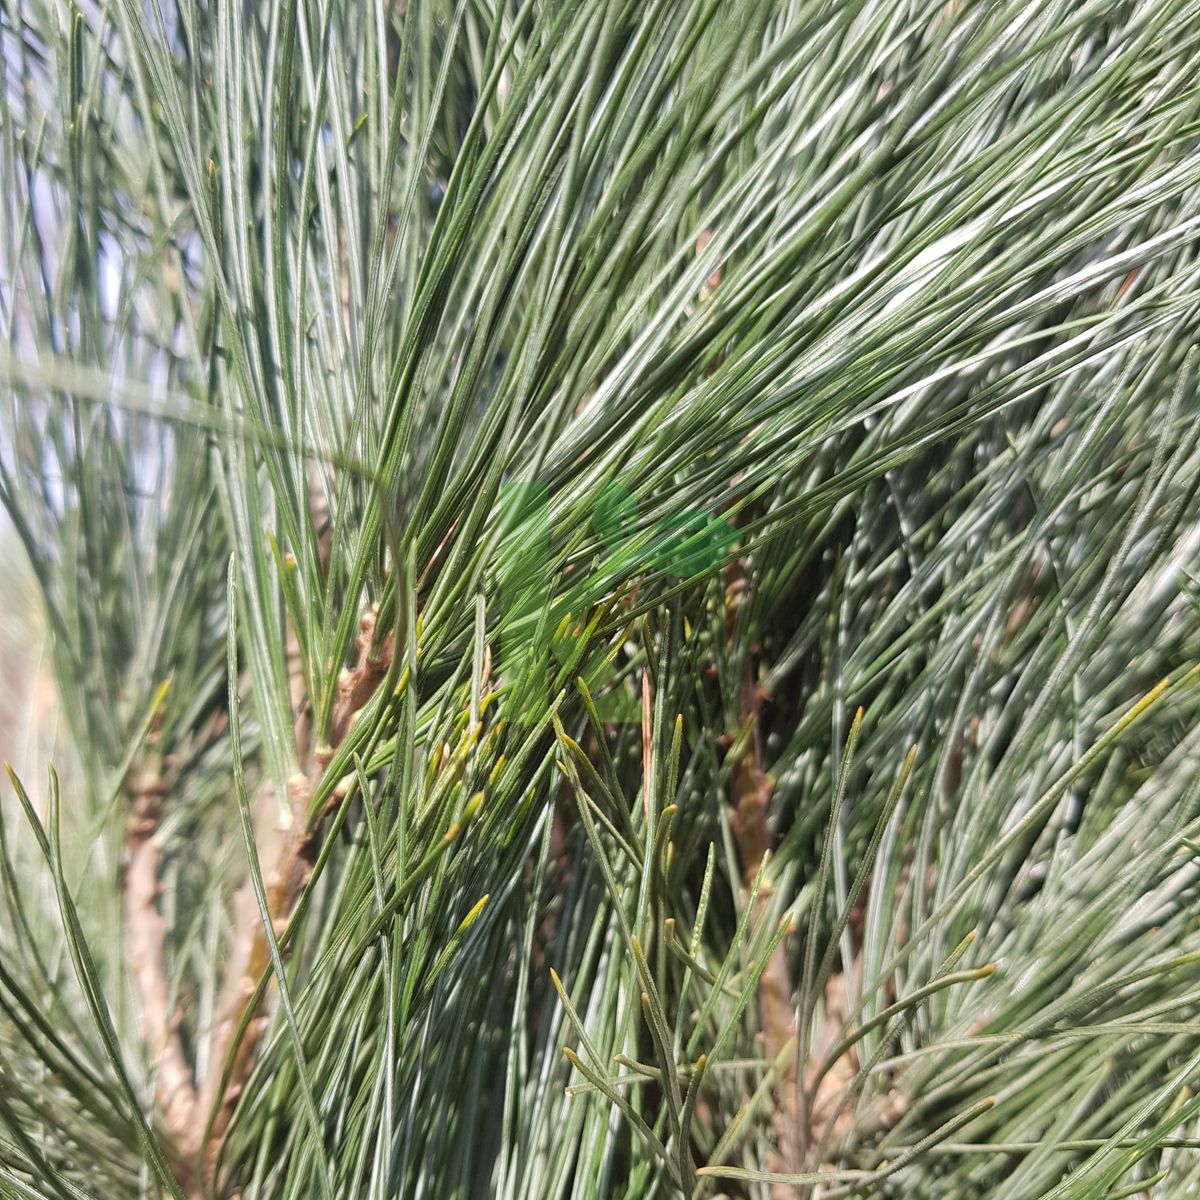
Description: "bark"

(122, 605), (393, 1196)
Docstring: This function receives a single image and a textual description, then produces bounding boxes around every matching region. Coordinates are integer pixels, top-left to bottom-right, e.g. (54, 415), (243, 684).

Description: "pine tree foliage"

(3, 0), (1200, 1196)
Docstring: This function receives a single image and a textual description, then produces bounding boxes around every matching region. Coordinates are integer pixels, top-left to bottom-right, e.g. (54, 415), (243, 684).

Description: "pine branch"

(123, 763), (200, 1162)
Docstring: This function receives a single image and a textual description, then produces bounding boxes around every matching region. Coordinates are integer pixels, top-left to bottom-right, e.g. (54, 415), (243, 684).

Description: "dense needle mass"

(2, 1), (1200, 1197)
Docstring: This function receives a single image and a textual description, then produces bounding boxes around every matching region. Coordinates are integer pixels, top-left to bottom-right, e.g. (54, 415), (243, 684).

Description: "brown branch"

(197, 772), (308, 1181)
(198, 606), (393, 1189)
(802, 962), (867, 1167)
(123, 765), (202, 1192)
(728, 656), (802, 1196)
(723, 574), (873, 1190)
(720, 546), (802, 1193)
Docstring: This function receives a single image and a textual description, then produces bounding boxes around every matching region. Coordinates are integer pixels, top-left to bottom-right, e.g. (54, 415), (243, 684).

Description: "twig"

(200, 607), (393, 1186)
(725, 559), (801, 1195)
(123, 762), (202, 1190)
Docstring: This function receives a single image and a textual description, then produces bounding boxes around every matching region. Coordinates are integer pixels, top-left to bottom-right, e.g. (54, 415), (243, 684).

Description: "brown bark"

(200, 608), (393, 1185)
(198, 772), (311, 1180)
(124, 765), (201, 1184)
(121, 605), (393, 1197)
(723, 546), (799, 1190)
(728, 661), (802, 1197)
